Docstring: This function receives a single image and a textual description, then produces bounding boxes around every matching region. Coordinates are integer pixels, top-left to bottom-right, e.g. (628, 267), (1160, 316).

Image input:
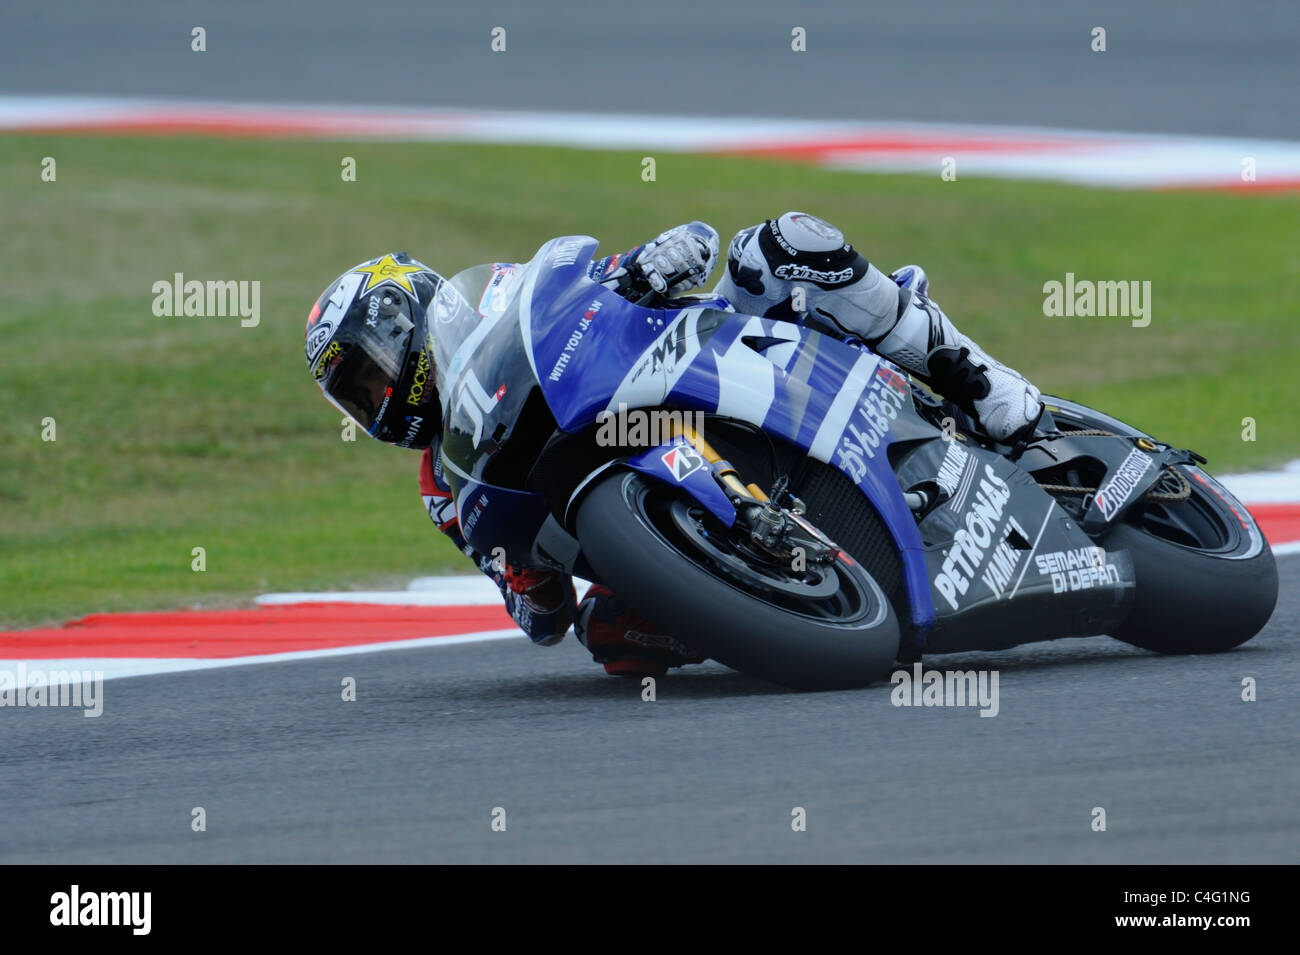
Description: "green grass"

(1, 135), (1297, 627)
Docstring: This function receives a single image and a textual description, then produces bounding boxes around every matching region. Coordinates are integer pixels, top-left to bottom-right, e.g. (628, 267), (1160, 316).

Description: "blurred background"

(5, 0), (1298, 136)
(2, 0), (1297, 626)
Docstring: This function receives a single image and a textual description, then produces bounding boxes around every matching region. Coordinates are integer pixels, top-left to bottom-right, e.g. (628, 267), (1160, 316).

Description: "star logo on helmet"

(352, 254), (424, 295)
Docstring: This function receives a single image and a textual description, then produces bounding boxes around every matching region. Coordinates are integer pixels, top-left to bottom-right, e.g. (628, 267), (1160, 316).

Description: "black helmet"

(305, 252), (454, 450)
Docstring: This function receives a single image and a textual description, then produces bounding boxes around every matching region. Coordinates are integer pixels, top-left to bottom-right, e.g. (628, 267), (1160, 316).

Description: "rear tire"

(1105, 518), (1277, 653)
(574, 471), (901, 689)
(1042, 395), (1278, 653)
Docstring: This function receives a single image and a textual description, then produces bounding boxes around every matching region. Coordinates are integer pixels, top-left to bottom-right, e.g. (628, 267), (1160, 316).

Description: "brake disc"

(666, 499), (840, 600)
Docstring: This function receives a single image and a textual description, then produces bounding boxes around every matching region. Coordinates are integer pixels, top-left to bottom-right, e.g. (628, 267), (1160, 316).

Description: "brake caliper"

(737, 485), (840, 570)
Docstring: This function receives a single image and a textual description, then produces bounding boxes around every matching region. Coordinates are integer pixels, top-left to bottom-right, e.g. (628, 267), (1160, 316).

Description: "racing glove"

(476, 555), (576, 647)
(588, 221), (720, 301)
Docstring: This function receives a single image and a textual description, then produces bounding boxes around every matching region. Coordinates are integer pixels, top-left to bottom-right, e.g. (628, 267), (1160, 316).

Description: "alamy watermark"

(890, 663), (999, 717)
(50, 885), (150, 935)
(1043, 273), (1151, 327)
(152, 273), (260, 327)
(1, 664), (104, 717)
(595, 404), (705, 448)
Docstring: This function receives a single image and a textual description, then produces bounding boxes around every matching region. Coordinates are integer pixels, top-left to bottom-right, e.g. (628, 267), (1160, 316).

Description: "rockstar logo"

(352, 254), (424, 295)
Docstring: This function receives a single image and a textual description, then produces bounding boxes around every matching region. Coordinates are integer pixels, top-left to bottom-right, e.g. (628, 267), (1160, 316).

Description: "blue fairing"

(625, 438), (737, 528)
(455, 480), (556, 565)
(516, 237), (935, 630)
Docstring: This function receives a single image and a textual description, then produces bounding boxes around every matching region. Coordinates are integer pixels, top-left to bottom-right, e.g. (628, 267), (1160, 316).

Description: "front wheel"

(574, 471), (901, 689)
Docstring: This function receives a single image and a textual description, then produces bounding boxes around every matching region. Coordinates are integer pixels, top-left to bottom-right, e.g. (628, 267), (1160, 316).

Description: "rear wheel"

(1103, 472), (1277, 652)
(574, 471), (901, 689)
(1044, 396), (1278, 653)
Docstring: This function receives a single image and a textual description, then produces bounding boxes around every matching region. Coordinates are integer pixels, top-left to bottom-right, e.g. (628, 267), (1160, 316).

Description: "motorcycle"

(431, 236), (1278, 689)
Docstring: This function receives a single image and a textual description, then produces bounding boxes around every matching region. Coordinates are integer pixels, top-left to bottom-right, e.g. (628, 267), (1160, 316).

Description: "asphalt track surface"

(2, 0), (1298, 139)
(1, 554), (1295, 864)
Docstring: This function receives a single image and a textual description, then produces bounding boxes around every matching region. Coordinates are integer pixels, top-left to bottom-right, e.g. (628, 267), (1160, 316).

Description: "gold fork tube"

(670, 421), (769, 502)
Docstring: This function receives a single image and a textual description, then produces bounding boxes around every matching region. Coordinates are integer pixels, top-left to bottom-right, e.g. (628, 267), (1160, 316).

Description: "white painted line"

(0, 628), (524, 683)
(5, 95), (1300, 190)
(258, 576), (503, 606)
(258, 574), (599, 606)
(1219, 461), (1300, 504)
(408, 573), (503, 594)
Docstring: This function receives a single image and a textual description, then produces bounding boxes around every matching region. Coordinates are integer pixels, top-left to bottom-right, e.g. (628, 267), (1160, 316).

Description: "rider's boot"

(574, 584), (705, 677)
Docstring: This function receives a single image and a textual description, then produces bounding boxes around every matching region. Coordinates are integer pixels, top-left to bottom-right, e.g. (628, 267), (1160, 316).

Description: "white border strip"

(1218, 461), (1300, 504)
(6, 95), (1300, 189)
(0, 628), (522, 683)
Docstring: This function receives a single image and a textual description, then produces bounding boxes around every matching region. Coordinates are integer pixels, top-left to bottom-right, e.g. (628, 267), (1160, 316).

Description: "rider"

(304, 212), (1043, 676)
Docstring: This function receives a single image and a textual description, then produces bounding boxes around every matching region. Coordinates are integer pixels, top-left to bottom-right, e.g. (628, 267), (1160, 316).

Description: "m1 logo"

(661, 444), (705, 482)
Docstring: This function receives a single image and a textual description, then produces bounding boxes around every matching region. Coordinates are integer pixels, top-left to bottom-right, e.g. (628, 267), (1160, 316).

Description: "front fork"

(669, 421), (841, 566)
(672, 420), (769, 503)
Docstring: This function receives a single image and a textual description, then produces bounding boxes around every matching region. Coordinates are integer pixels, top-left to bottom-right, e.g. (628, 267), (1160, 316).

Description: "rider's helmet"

(304, 252), (449, 450)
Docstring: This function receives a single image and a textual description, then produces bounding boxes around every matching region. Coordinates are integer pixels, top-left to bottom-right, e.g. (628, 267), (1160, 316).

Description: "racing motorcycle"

(432, 236), (1279, 689)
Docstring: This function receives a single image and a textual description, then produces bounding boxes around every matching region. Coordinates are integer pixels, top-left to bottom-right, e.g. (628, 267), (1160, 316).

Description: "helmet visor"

(320, 302), (414, 434)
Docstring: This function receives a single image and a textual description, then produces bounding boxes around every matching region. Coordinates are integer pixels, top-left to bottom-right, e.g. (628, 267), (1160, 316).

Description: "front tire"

(574, 471), (901, 689)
